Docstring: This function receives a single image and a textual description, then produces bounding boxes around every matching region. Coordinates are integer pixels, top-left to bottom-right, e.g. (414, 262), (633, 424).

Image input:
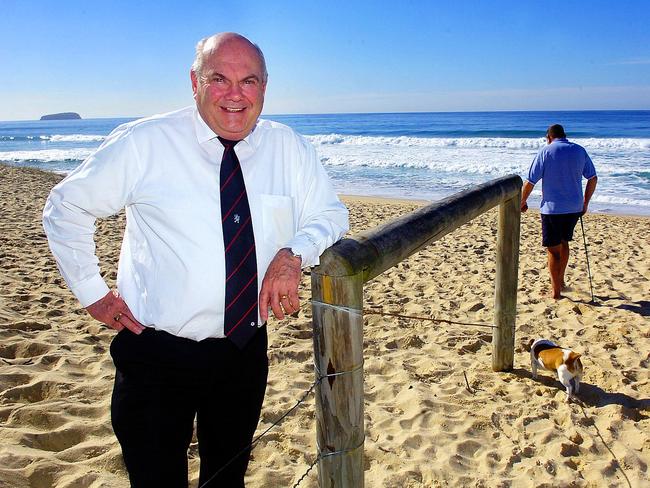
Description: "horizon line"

(3, 107), (650, 123)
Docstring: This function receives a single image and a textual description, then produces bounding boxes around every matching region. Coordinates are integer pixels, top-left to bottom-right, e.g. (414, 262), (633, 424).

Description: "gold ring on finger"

(280, 295), (288, 300)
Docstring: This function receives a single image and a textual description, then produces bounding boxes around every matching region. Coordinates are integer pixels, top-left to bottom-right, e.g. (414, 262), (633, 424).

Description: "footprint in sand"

(1, 379), (72, 403)
(0, 341), (52, 359)
(0, 372), (32, 391)
(5, 320), (51, 331)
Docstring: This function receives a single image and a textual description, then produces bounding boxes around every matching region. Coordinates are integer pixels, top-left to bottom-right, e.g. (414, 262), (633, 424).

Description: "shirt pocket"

(260, 194), (296, 249)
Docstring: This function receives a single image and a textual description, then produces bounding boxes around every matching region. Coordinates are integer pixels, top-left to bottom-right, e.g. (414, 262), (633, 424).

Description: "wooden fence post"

(311, 271), (365, 487)
(492, 191), (521, 371)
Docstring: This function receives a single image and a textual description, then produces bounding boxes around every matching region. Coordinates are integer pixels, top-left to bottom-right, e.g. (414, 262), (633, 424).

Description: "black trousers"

(110, 326), (268, 488)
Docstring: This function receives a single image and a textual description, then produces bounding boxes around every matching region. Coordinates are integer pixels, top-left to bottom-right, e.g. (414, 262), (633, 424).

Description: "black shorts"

(541, 212), (581, 247)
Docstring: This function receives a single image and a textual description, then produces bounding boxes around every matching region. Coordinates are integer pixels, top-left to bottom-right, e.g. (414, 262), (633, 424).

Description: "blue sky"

(1, 0), (649, 120)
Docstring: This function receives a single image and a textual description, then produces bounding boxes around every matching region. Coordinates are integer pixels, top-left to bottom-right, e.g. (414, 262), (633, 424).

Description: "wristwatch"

(283, 247), (302, 263)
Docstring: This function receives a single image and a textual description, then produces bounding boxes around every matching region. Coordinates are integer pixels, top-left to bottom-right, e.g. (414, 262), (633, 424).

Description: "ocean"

(1, 110), (649, 215)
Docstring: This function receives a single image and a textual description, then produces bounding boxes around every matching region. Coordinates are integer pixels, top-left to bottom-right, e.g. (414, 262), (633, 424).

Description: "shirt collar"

(193, 106), (260, 152)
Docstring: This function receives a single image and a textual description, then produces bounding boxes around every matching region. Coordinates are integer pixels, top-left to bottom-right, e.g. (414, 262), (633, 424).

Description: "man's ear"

(190, 70), (198, 97)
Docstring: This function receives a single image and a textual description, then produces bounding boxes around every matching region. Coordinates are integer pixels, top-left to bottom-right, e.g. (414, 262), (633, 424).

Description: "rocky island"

(40, 112), (81, 120)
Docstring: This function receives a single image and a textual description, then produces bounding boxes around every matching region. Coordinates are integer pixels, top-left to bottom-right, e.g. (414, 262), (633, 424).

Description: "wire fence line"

(197, 376), (321, 488)
(363, 308), (496, 329)
(299, 299), (495, 329)
(198, 304), (494, 487)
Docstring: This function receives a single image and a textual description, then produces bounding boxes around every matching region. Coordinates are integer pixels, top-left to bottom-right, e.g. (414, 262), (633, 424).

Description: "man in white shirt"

(42, 32), (348, 487)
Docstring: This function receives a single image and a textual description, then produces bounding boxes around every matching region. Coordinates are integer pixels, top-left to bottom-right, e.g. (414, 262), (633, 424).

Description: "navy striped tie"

(218, 137), (258, 348)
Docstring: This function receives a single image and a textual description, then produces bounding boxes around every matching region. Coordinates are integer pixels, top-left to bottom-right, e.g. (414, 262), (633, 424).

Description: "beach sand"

(1, 163), (648, 487)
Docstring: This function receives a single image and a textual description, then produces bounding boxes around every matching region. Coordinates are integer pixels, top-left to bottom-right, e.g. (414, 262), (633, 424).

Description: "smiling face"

(191, 34), (267, 140)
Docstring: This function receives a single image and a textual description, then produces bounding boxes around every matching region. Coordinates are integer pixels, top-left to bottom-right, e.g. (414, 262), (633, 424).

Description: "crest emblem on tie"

(234, 214), (240, 224)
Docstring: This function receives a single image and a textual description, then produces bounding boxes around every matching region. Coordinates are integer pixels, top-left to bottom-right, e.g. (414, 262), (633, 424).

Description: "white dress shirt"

(43, 106), (349, 341)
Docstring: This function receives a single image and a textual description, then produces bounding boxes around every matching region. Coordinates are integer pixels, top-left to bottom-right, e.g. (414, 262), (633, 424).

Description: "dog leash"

(579, 215), (595, 303)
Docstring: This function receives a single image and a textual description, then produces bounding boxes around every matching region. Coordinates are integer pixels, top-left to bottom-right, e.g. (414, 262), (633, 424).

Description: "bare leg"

(559, 241), (570, 289)
(547, 244), (564, 299)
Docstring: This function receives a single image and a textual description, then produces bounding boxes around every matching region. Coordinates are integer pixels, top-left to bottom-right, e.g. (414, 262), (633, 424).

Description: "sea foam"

(0, 149), (94, 162)
(307, 134), (650, 151)
(46, 134), (106, 142)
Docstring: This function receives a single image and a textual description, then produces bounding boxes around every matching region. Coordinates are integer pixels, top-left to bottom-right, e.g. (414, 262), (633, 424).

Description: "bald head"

(190, 31), (268, 140)
(191, 32), (268, 83)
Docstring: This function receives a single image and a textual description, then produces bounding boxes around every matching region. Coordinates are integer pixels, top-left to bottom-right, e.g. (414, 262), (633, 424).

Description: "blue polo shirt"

(526, 138), (597, 214)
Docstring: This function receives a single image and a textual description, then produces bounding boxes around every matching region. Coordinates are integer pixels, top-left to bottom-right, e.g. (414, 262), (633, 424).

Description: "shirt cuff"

(285, 235), (320, 268)
(70, 274), (110, 308)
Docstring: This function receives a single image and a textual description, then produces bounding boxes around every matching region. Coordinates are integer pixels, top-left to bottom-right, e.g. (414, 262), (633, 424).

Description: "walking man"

(521, 124), (597, 299)
(43, 32), (349, 487)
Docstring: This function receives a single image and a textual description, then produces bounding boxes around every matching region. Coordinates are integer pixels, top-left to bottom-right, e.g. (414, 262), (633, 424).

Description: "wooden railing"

(310, 174), (522, 487)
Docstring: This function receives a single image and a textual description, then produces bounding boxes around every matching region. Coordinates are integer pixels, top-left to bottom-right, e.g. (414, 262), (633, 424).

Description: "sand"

(1, 163), (648, 487)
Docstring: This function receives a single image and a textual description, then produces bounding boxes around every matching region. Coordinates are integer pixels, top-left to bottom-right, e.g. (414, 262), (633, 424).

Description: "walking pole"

(579, 215), (595, 303)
